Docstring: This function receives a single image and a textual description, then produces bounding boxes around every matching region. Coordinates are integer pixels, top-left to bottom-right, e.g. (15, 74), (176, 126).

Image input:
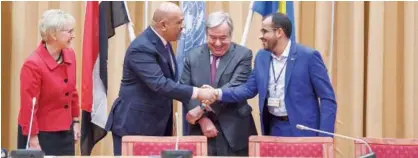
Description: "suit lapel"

(173, 51), (179, 81)
(285, 43), (297, 92)
(198, 45), (211, 85)
(261, 52), (272, 97)
(214, 44), (235, 87)
(167, 44), (177, 80)
(147, 27), (175, 79)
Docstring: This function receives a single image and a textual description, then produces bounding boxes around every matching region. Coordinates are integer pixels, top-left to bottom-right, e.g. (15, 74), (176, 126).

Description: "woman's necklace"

(56, 52), (63, 64)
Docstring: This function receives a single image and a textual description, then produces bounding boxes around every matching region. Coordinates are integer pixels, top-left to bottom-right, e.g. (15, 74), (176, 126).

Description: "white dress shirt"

(267, 40), (291, 116)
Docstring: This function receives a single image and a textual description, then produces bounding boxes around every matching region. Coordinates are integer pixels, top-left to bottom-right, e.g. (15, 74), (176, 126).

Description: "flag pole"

(328, 1), (335, 81)
(144, 1), (149, 30)
(177, 0), (184, 137)
(240, 1), (254, 46)
(123, 1), (136, 42)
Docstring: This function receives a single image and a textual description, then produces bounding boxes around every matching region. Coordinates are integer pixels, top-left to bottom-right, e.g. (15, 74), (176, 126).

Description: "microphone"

(296, 124), (376, 158)
(10, 97), (45, 158)
(160, 112), (192, 158)
(1, 148), (7, 158)
(175, 112), (180, 150)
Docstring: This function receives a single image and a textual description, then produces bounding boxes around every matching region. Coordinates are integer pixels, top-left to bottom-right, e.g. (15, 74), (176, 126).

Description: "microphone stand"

(26, 98), (37, 149)
(296, 124), (376, 158)
(160, 112), (192, 158)
(10, 98), (45, 158)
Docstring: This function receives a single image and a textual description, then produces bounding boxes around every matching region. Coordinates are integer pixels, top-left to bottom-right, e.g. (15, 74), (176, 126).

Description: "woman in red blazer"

(17, 9), (80, 156)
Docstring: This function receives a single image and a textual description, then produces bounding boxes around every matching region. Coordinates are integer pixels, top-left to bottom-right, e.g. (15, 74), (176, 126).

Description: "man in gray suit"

(180, 11), (257, 156)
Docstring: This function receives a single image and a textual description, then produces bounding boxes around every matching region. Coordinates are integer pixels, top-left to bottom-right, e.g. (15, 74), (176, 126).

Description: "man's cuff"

(217, 89), (223, 100)
(191, 87), (199, 99)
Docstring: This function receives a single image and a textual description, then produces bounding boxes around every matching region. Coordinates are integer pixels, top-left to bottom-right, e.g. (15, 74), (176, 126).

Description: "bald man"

(105, 2), (218, 155)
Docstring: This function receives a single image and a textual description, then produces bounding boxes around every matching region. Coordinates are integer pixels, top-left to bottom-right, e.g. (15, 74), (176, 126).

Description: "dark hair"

(263, 12), (292, 39)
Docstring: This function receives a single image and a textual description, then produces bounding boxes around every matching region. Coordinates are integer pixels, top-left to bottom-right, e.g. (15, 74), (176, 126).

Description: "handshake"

(186, 85), (220, 125)
(196, 85), (220, 106)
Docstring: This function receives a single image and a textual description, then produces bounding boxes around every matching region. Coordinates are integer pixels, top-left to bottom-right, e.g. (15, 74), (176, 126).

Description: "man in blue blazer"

(205, 12), (337, 137)
(105, 2), (218, 155)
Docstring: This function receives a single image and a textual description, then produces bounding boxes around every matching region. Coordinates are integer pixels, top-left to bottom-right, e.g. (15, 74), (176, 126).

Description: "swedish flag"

(253, 1), (296, 42)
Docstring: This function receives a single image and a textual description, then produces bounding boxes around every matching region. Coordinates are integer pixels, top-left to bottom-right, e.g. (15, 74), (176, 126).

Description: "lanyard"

(271, 58), (288, 91)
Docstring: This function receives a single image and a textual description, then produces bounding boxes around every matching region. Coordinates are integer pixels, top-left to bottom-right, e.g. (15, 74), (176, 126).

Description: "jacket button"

(64, 79), (68, 83)
(65, 92), (69, 96)
(64, 104), (69, 109)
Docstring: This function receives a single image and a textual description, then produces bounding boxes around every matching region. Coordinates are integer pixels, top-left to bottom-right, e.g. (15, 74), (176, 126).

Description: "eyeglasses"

(61, 29), (74, 34)
(260, 28), (278, 35)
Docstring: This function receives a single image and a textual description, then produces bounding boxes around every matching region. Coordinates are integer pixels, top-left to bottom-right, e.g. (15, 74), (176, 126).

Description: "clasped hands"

(185, 85), (219, 138)
(186, 85), (219, 124)
(197, 84), (219, 107)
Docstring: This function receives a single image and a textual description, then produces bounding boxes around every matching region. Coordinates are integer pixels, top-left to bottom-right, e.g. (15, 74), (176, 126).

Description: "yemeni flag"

(80, 1), (133, 155)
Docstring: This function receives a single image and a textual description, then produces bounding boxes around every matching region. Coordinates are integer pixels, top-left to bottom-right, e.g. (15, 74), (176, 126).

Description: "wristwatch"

(200, 104), (207, 112)
(73, 120), (80, 124)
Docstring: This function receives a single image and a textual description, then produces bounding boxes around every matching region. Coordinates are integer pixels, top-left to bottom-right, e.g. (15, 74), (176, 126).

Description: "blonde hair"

(39, 9), (75, 41)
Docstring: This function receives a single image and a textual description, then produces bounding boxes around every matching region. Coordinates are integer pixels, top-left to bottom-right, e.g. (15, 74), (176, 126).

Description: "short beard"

(265, 37), (278, 52)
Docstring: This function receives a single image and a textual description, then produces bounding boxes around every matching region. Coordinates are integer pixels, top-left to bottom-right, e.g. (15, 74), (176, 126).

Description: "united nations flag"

(175, 1), (206, 135)
(176, 1), (206, 77)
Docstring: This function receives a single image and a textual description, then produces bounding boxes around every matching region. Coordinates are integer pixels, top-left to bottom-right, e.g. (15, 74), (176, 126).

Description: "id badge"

(267, 97), (281, 108)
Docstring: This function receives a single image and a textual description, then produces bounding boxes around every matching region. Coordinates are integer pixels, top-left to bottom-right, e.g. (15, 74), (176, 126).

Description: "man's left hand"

(186, 106), (205, 124)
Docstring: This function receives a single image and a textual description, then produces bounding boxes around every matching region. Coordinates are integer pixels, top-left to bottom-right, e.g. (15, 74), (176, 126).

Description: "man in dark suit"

(180, 11), (257, 156)
(203, 12), (337, 137)
(105, 2), (218, 155)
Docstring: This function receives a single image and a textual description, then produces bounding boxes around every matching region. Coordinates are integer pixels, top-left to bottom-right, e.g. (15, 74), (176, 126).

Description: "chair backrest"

(249, 136), (334, 158)
(355, 138), (418, 158)
(121, 136), (207, 156)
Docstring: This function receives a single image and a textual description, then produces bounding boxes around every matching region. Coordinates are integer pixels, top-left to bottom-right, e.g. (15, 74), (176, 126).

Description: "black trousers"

(189, 114), (248, 156)
(207, 121), (248, 156)
(17, 125), (75, 156)
(112, 132), (122, 156)
(207, 120), (248, 156)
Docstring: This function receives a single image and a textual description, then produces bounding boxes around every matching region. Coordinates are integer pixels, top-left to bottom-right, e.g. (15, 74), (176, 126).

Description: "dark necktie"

(165, 43), (174, 73)
(208, 55), (220, 119)
(210, 56), (219, 85)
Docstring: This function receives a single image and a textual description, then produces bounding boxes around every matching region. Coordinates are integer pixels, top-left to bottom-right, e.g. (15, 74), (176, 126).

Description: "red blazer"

(18, 41), (80, 136)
